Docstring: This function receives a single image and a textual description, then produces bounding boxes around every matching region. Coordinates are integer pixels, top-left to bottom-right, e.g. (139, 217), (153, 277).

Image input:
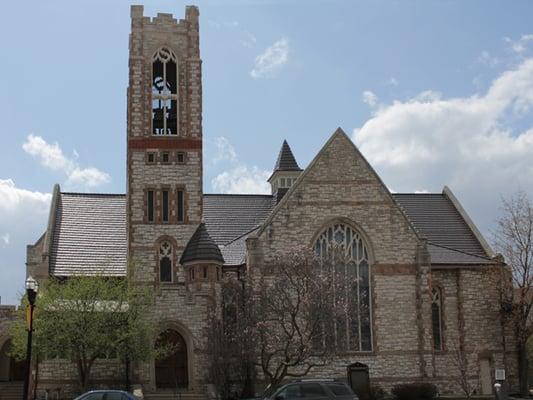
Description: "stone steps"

(0, 381), (24, 400)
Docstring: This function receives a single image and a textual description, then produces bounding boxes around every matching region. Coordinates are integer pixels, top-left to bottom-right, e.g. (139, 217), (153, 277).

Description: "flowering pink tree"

(207, 246), (362, 397)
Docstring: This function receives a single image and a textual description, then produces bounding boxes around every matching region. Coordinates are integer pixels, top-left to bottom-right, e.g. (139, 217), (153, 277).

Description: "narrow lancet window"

(147, 190), (155, 222)
(177, 189), (185, 222)
(152, 48), (178, 135)
(159, 241), (173, 283)
(431, 287), (443, 350)
(162, 190), (169, 222)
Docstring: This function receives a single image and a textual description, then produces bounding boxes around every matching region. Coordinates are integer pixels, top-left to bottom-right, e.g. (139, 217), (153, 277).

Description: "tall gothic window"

(431, 287), (443, 351)
(152, 48), (178, 136)
(314, 223), (372, 352)
(159, 241), (173, 283)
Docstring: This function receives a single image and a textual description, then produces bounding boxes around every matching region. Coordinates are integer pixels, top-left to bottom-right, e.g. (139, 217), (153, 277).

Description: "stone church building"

(0, 4), (518, 399)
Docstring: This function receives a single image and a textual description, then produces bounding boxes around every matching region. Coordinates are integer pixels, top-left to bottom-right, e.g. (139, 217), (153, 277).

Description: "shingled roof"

(273, 140), (302, 172)
(44, 189), (492, 273)
(180, 223), (224, 264)
(50, 192), (127, 276)
(203, 194), (274, 245)
(392, 193), (489, 259)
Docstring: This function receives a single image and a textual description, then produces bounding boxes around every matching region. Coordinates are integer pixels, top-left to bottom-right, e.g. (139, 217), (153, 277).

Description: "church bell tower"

(126, 5), (204, 285)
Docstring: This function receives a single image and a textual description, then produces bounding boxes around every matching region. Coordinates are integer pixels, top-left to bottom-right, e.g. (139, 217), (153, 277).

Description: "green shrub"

(391, 383), (437, 400)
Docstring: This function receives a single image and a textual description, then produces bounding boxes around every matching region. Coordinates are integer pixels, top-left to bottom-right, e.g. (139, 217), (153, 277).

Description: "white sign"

(495, 369), (506, 381)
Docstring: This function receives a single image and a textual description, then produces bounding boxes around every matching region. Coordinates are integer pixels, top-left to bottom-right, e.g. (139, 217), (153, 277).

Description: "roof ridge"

(61, 192), (126, 197)
(427, 241), (493, 261)
(222, 226), (260, 247)
(392, 193), (443, 196)
(203, 193), (273, 197)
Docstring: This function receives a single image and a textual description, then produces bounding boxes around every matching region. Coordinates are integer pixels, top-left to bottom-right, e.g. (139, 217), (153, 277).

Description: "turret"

(268, 140), (302, 202)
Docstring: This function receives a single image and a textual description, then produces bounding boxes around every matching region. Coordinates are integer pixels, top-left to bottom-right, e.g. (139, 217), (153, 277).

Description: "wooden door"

(155, 329), (188, 389)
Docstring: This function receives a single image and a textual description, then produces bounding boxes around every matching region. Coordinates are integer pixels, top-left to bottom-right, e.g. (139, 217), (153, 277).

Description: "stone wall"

(126, 5), (213, 394)
(248, 130), (515, 395)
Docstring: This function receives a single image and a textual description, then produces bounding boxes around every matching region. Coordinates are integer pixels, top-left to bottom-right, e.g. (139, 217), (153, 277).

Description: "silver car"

(266, 379), (359, 400)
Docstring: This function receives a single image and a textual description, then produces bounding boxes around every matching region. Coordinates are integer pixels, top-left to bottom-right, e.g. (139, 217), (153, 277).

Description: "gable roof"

(42, 169), (493, 272)
(256, 128), (421, 241)
(273, 140), (302, 172)
(50, 192), (127, 276)
(180, 223), (224, 265)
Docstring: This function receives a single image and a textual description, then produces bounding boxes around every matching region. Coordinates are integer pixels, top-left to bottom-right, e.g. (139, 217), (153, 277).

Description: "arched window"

(314, 223), (372, 352)
(152, 47), (178, 136)
(431, 287), (443, 351)
(159, 241), (173, 283)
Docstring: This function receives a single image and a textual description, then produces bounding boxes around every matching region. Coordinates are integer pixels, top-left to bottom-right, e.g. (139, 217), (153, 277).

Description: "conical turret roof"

(273, 140), (302, 172)
(180, 223), (224, 265)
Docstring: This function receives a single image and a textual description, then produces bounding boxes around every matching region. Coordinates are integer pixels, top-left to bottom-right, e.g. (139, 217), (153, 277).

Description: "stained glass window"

(314, 223), (372, 352)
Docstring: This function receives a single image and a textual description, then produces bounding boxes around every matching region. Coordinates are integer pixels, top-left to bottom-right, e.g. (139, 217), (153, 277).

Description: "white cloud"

(212, 165), (271, 194)
(505, 34), (533, 54)
(22, 134), (110, 189)
(362, 90), (378, 108)
(0, 178), (52, 212)
(207, 136), (272, 194)
(210, 136), (237, 165)
(478, 50), (499, 67)
(0, 179), (52, 303)
(353, 58), (533, 234)
(250, 38), (289, 79)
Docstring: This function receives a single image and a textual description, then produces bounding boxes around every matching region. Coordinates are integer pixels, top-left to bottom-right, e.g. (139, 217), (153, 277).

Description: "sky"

(1, 0), (533, 304)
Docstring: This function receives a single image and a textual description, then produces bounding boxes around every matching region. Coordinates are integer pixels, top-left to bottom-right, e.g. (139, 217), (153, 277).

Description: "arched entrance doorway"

(155, 329), (188, 389)
(0, 339), (26, 382)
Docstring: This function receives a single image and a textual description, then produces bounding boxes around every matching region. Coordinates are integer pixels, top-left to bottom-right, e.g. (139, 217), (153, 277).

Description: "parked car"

(264, 379), (359, 400)
(73, 390), (138, 400)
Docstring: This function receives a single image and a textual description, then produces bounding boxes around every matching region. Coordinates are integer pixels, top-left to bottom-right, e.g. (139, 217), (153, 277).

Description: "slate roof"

(220, 228), (259, 266)
(180, 223), (224, 264)
(393, 193), (493, 264)
(273, 140), (302, 172)
(203, 194), (274, 245)
(46, 190), (492, 274)
(50, 193), (127, 276)
(392, 194), (487, 257)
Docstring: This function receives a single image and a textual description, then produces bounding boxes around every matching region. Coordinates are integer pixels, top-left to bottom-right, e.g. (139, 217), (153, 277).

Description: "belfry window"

(159, 241), (173, 283)
(152, 47), (178, 136)
(431, 287), (443, 351)
(314, 223), (372, 352)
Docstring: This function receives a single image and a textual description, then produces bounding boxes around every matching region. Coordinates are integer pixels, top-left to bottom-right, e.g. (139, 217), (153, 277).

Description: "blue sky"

(1, 0), (533, 304)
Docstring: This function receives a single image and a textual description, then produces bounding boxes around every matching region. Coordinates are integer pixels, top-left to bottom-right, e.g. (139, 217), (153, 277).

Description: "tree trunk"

(518, 341), (529, 395)
(125, 357), (130, 392)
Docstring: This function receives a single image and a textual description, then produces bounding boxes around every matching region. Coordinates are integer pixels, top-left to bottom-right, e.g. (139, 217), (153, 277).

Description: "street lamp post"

(22, 276), (38, 400)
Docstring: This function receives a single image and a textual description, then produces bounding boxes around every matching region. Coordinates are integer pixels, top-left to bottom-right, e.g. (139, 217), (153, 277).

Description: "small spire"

(273, 140), (302, 172)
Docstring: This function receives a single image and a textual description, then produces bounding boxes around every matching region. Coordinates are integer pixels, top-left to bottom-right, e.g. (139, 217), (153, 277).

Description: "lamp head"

(25, 276), (38, 305)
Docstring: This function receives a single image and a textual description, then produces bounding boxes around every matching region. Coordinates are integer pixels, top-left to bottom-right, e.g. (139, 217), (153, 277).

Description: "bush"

(368, 385), (387, 400)
(391, 383), (437, 400)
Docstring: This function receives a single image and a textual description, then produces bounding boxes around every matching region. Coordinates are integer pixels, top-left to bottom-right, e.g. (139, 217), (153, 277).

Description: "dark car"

(265, 379), (359, 400)
(73, 390), (138, 400)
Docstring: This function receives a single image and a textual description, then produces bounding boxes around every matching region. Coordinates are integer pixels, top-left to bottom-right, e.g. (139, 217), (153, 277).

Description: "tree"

(10, 276), (164, 393)
(493, 191), (533, 395)
(207, 246), (358, 396)
(450, 337), (477, 399)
